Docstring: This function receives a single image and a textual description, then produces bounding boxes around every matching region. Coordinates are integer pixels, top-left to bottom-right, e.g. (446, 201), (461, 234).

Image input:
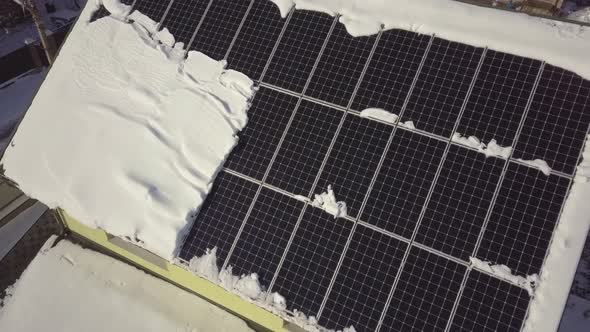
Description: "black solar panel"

(179, 171), (257, 263)
(262, 11), (336, 93)
(131, 1), (590, 331)
(319, 225), (407, 331)
(160, 0), (209, 47)
(450, 270), (529, 332)
(457, 51), (541, 146)
(189, 0), (252, 60)
(271, 207), (353, 316)
(227, 187), (304, 285)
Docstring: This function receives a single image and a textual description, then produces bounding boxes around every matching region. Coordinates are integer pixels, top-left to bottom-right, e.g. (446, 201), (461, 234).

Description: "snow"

(1, 6), (254, 261)
(0, 69), (46, 152)
(515, 158), (552, 176)
(568, 7), (590, 23)
(311, 185), (348, 218)
(0, 237), (254, 332)
(469, 257), (539, 296)
(0, 201), (46, 261)
(451, 132), (512, 159)
(269, 0), (590, 80)
(523, 135), (590, 332)
(359, 108), (398, 124)
(559, 295), (590, 332)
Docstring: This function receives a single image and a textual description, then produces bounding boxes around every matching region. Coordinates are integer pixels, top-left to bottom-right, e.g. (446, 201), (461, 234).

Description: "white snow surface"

(452, 132), (512, 159)
(0, 237), (254, 332)
(469, 257), (539, 296)
(568, 7), (590, 23)
(311, 185), (348, 218)
(1, 6), (254, 260)
(524, 135), (590, 332)
(269, 0), (590, 80)
(515, 158), (553, 176)
(359, 108), (398, 124)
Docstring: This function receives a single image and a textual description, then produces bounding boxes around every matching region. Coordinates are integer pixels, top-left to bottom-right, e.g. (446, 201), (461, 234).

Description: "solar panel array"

(106, 1), (590, 331)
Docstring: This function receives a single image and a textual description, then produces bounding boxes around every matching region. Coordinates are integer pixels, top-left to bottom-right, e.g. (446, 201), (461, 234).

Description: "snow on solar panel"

(130, 0), (590, 331)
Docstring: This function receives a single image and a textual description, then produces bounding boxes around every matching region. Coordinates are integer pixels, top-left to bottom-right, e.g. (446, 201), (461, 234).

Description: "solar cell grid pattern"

(227, 187), (304, 284)
(319, 225), (407, 331)
(402, 38), (483, 138)
(262, 10), (336, 93)
(449, 270), (529, 332)
(361, 129), (446, 239)
(160, 0), (209, 47)
(514, 64), (590, 175)
(225, 87), (299, 181)
(381, 247), (466, 332)
(271, 207), (353, 316)
(415, 145), (505, 260)
(457, 51), (541, 146)
(136, 1), (590, 331)
(477, 162), (570, 276)
(315, 113), (392, 218)
(226, 0), (286, 80)
(179, 171), (257, 263)
(305, 23), (377, 107)
(189, 0), (252, 60)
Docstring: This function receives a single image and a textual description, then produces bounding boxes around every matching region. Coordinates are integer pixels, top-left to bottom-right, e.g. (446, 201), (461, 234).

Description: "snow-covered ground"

(0, 237), (254, 331)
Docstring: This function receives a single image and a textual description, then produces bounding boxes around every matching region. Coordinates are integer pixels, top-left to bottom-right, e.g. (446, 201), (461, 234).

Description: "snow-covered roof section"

(1, 3), (254, 260)
(270, 0), (590, 80)
(0, 237), (254, 331)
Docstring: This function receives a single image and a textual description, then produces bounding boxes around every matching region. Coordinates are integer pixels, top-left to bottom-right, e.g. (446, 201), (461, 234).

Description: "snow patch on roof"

(515, 158), (552, 176)
(269, 0), (590, 80)
(359, 108), (398, 124)
(469, 257), (539, 296)
(1, 7), (254, 261)
(311, 185), (348, 219)
(452, 132), (512, 159)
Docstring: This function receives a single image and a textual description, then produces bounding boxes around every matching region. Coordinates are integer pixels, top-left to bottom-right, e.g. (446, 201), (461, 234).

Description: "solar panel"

(128, 1), (590, 330)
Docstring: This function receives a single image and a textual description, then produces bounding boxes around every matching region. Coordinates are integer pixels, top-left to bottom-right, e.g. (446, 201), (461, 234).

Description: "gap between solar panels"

(96, 1), (590, 331)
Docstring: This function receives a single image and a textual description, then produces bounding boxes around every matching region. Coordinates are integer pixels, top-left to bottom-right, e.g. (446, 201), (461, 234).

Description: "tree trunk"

(25, 0), (56, 65)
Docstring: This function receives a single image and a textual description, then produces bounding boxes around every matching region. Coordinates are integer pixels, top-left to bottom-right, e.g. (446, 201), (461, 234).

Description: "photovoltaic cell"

(351, 29), (431, 113)
(228, 187), (304, 285)
(133, 0), (170, 23)
(189, 0), (251, 60)
(361, 129), (446, 239)
(403, 38), (483, 137)
(225, 88), (299, 181)
(179, 171), (258, 262)
(514, 64), (590, 175)
(319, 225), (407, 331)
(415, 145), (505, 260)
(450, 270), (529, 332)
(266, 100), (343, 195)
(477, 162), (570, 276)
(381, 247), (466, 332)
(315, 113), (391, 218)
(304, 23), (377, 107)
(271, 208), (353, 316)
(226, 0), (286, 80)
(160, 0), (209, 47)
(457, 50), (541, 146)
(263, 11), (335, 93)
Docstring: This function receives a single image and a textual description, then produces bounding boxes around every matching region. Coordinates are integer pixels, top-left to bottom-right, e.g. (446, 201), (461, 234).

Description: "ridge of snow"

(311, 185), (348, 218)
(269, 0), (590, 80)
(568, 7), (590, 23)
(1, 5), (254, 261)
(359, 108), (398, 124)
(452, 132), (512, 159)
(515, 158), (552, 176)
(523, 135), (590, 332)
(186, 247), (355, 332)
(469, 257), (538, 296)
